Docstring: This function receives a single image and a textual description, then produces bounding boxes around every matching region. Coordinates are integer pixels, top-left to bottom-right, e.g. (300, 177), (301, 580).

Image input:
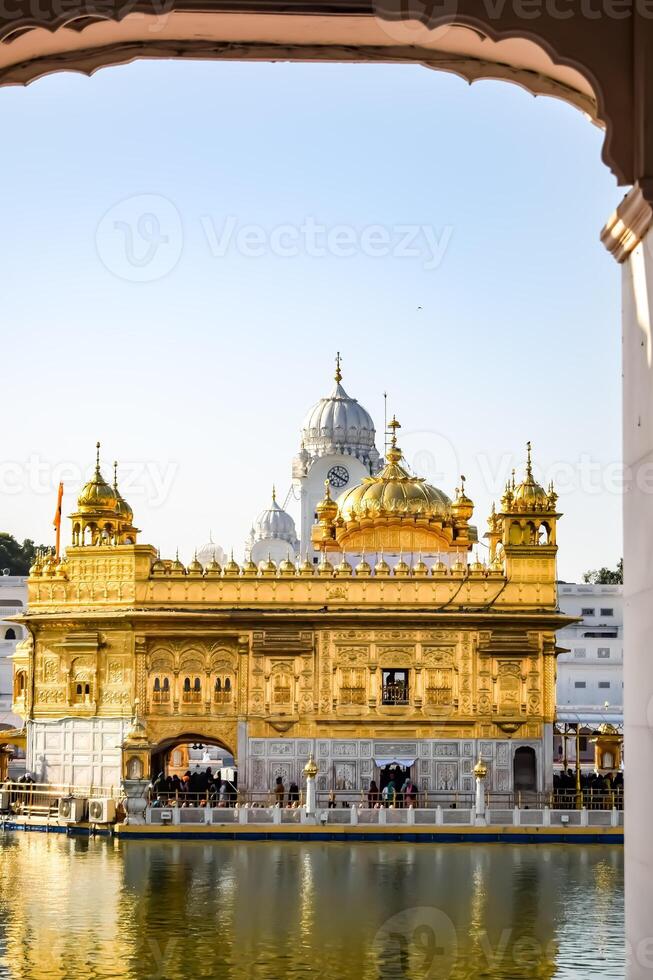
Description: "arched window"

(153, 677), (161, 692)
(215, 677), (222, 692)
(183, 677), (191, 692)
(162, 677), (170, 693)
(15, 672), (26, 698)
(193, 677), (201, 692)
(224, 677), (231, 692)
(4, 628), (16, 641)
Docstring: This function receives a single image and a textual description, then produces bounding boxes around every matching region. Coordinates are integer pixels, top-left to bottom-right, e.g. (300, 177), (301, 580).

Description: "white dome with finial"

(301, 353), (380, 470)
(250, 488), (299, 565)
(196, 535), (226, 569)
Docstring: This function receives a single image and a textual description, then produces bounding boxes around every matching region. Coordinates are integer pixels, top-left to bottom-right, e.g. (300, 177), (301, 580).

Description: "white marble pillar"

(304, 754), (318, 817)
(602, 187), (653, 979)
(473, 758), (487, 826)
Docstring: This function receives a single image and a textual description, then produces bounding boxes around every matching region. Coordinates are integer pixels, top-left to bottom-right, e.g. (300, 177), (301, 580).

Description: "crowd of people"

(552, 768), (624, 806)
(149, 767), (237, 807)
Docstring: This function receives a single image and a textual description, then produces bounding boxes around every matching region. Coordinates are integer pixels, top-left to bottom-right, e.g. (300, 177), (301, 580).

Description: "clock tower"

(292, 354), (381, 559)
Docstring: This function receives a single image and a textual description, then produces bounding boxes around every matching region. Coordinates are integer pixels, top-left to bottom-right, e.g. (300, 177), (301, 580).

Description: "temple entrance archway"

(513, 746), (537, 794)
(150, 732), (236, 781)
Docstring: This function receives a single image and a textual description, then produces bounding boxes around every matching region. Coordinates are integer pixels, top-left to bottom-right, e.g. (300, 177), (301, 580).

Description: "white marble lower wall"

(248, 737), (544, 794)
(27, 717), (130, 791)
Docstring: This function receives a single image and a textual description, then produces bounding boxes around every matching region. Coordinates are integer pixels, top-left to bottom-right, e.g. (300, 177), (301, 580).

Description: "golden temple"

(11, 360), (570, 796)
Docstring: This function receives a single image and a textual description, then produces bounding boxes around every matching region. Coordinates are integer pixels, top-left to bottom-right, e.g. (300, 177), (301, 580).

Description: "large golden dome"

(310, 416), (473, 554)
(336, 440), (451, 522)
(77, 443), (118, 514)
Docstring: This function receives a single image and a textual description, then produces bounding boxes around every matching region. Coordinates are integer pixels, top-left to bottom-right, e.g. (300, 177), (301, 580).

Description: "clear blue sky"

(0, 60), (622, 581)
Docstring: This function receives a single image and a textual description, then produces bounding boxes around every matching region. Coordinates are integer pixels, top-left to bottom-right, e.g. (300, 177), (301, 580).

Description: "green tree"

(582, 558), (623, 585)
(0, 534), (49, 576)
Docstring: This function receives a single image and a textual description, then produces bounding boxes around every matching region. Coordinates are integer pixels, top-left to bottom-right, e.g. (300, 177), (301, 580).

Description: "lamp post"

(304, 754), (318, 817)
(473, 757), (488, 825)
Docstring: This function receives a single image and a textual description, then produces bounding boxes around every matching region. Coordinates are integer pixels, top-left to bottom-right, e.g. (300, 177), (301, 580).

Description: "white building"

(0, 573), (28, 775)
(556, 582), (623, 726)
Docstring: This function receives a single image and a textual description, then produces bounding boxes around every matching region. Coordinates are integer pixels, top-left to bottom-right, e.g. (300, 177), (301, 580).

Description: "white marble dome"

(301, 376), (380, 469)
(196, 537), (226, 568)
(253, 491), (299, 549)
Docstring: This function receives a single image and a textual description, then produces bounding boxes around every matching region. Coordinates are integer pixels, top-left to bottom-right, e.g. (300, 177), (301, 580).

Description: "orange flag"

(53, 482), (63, 558)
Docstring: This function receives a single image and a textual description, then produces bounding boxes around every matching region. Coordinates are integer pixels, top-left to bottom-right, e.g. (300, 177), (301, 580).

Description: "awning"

(0, 727), (27, 749)
(374, 757), (417, 768)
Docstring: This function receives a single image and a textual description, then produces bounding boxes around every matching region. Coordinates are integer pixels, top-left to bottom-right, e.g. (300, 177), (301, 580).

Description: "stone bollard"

(543, 806), (551, 827)
(580, 806), (589, 827)
(407, 806), (415, 825)
(273, 805), (282, 825)
(435, 805), (443, 826)
(513, 806), (520, 827)
(611, 807), (619, 827)
(350, 806), (359, 825)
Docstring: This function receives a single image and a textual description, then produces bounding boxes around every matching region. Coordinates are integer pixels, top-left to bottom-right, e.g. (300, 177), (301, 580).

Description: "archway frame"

(0, 0), (651, 194)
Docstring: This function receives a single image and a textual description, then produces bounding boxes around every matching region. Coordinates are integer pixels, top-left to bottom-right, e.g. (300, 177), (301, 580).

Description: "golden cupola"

(507, 442), (550, 512)
(69, 444), (139, 547)
(76, 443), (117, 515)
(312, 416), (476, 554)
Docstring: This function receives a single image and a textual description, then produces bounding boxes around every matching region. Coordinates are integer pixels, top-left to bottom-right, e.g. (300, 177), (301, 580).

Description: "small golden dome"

(451, 555), (467, 574)
(151, 557), (166, 575)
(170, 552), (186, 575)
(374, 555), (390, 576)
(355, 555), (371, 576)
(473, 757), (488, 779)
(413, 556), (429, 577)
(77, 443), (118, 514)
(469, 553), (485, 574)
(205, 556), (222, 577)
(512, 442), (549, 511)
(113, 462), (134, 524)
(29, 553), (43, 577)
(55, 557), (68, 579)
(317, 553), (334, 577)
(335, 555), (353, 576)
(223, 553), (241, 577)
(451, 475), (474, 523)
(298, 555), (315, 576)
(260, 555), (277, 577)
(241, 557), (258, 577)
(316, 482), (338, 524)
(279, 555), (296, 576)
(432, 557), (448, 574)
(187, 554), (203, 576)
(394, 556), (411, 575)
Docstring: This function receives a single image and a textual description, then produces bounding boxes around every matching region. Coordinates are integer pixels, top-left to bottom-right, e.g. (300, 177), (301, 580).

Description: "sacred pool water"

(0, 835), (623, 979)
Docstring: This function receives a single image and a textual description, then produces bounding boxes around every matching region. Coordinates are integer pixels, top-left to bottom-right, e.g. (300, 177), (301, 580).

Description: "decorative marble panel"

(480, 741), (495, 758)
(269, 761), (293, 787)
(269, 741), (294, 757)
(359, 741), (372, 758)
(436, 763), (458, 791)
(251, 740), (266, 757)
(497, 743), (510, 766)
(434, 743), (458, 758)
(318, 741), (330, 757)
(419, 759), (431, 776)
(462, 758), (473, 774)
(462, 777), (473, 793)
(252, 759), (267, 791)
(333, 762), (356, 790)
(297, 741), (312, 756)
(360, 759), (372, 775)
(373, 742), (417, 757)
(462, 742), (474, 757)
(332, 742), (358, 758)
(496, 769), (511, 791)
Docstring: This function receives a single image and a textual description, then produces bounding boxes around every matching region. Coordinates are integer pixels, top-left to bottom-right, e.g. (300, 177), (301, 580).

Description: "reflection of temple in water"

(0, 836), (623, 980)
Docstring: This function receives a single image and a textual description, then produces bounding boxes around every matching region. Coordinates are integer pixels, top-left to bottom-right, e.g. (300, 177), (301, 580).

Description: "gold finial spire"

(113, 460), (119, 490)
(386, 415), (402, 463)
(272, 485), (276, 503)
(526, 440), (533, 479)
(335, 351), (342, 384)
(95, 441), (101, 475)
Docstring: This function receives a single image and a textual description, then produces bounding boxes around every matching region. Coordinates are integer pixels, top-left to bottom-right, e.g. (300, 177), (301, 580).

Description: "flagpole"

(54, 482), (63, 559)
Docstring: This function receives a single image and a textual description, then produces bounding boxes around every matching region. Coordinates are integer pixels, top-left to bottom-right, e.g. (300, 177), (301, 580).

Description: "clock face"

(327, 465), (349, 489)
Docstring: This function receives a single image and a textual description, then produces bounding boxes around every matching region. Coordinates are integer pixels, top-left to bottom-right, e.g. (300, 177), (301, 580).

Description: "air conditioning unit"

(88, 798), (116, 824)
(58, 796), (87, 823)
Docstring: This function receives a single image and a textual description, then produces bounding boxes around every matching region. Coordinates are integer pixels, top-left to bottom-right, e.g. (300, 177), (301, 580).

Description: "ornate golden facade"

(13, 415), (569, 794)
